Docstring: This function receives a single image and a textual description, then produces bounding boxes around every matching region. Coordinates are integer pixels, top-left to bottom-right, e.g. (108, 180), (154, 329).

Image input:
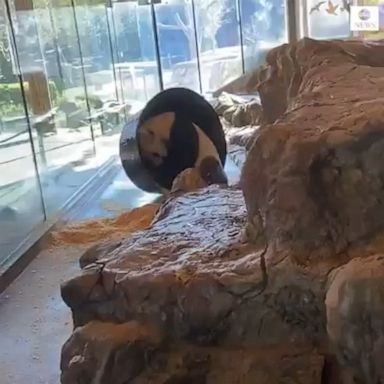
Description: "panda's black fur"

(137, 88), (226, 164)
(136, 87), (227, 191)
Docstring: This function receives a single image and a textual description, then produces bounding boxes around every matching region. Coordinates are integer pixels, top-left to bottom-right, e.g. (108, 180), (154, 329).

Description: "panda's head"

(137, 112), (174, 168)
(137, 110), (228, 191)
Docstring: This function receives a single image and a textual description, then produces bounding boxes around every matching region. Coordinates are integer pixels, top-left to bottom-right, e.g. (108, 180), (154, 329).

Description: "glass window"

(73, 0), (127, 162)
(154, 0), (200, 92)
(10, 0), (98, 216)
(305, 0), (351, 39)
(106, 3), (124, 104)
(0, 0), (45, 262)
(241, 0), (288, 72)
(194, 0), (243, 94)
(73, 0), (119, 105)
(112, 1), (161, 110)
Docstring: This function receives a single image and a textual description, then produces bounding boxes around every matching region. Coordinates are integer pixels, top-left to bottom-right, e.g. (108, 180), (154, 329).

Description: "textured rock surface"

(62, 321), (324, 384)
(223, 123), (259, 171)
(61, 185), (327, 382)
(225, 125), (257, 148)
(61, 38), (384, 383)
(217, 38), (384, 123)
(80, 240), (123, 269)
(238, 37), (384, 382)
(61, 321), (163, 384)
(224, 124), (255, 170)
(326, 253), (384, 383)
(232, 101), (262, 127)
(63, 187), (262, 342)
(242, 38), (384, 262)
(171, 167), (207, 193)
(214, 92), (262, 127)
(228, 144), (247, 169)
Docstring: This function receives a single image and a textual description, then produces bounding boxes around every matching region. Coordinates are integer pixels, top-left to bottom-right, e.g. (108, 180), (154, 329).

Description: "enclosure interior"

(0, 0), (382, 278)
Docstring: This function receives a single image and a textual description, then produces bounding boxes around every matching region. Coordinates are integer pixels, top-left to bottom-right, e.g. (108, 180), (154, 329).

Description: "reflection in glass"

(154, 0), (200, 92)
(112, 1), (160, 110)
(305, 0), (351, 39)
(73, 0), (118, 104)
(241, 0), (287, 72)
(106, 4), (124, 104)
(73, 0), (128, 162)
(194, 0), (242, 94)
(10, 0), (97, 216)
(0, 0), (45, 262)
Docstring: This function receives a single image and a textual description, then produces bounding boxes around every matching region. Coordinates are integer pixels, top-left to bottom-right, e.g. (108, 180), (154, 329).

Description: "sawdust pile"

(47, 203), (160, 248)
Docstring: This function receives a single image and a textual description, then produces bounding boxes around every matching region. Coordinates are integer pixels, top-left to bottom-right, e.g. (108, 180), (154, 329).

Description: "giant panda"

(136, 87), (228, 192)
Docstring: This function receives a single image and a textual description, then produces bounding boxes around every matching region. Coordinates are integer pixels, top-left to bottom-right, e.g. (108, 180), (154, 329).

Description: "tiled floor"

(0, 157), (241, 384)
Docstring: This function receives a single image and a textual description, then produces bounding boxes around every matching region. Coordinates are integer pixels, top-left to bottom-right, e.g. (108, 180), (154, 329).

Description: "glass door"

(0, 0), (46, 262)
(194, 0), (243, 94)
(240, 0), (288, 72)
(153, 0), (200, 92)
(112, 0), (161, 109)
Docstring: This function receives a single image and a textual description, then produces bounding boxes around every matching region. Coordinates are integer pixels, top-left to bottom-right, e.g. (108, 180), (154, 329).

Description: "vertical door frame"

(237, 0), (246, 74)
(108, 1), (127, 104)
(105, 0), (120, 105)
(286, 0), (300, 42)
(3, 0), (47, 219)
(190, 0), (203, 94)
(150, 1), (164, 91)
(70, 0), (96, 148)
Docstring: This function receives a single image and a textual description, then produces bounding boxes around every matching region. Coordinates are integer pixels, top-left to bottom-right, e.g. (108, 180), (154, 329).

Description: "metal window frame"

(109, 0), (298, 90)
(70, 0), (97, 147)
(3, 0), (47, 220)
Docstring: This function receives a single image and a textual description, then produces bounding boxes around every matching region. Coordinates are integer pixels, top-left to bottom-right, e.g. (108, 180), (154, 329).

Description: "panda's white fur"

(138, 111), (221, 171)
(138, 112), (175, 166)
(193, 123), (221, 168)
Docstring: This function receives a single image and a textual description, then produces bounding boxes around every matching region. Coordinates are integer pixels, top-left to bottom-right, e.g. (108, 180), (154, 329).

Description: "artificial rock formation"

(61, 186), (326, 383)
(61, 38), (384, 384)
(242, 37), (384, 260)
(325, 254), (384, 384)
(214, 92), (262, 127)
(62, 320), (324, 384)
(170, 167), (207, 194)
(240, 37), (384, 383)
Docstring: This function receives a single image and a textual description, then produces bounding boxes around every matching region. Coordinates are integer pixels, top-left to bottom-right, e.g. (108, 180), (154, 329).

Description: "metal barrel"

(119, 120), (163, 194)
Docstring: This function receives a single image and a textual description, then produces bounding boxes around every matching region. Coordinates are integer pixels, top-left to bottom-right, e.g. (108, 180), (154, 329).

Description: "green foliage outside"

(0, 81), (58, 118)
(0, 55), (15, 84)
(0, 81), (58, 105)
(0, 102), (25, 118)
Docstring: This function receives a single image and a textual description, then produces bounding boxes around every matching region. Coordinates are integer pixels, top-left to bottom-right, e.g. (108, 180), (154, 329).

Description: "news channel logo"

(350, 5), (381, 32)
(358, 8), (371, 21)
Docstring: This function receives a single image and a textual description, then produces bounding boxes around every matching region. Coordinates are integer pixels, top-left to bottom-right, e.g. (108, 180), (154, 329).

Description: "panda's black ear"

(168, 113), (199, 169)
